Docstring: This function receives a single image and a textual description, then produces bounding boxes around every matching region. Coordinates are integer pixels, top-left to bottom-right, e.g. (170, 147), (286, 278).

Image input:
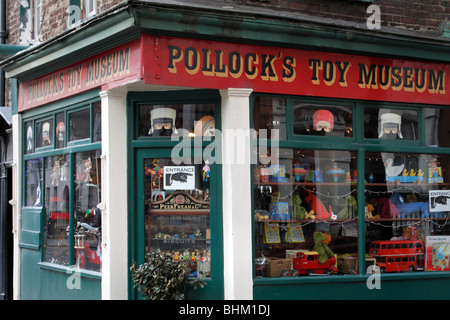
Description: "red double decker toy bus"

(369, 240), (424, 273)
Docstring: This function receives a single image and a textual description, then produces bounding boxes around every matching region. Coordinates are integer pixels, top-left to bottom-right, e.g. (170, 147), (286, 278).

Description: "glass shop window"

(293, 103), (353, 138)
(364, 107), (418, 140)
(138, 104), (215, 138)
(144, 157), (211, 278)
(43, 155), (70, 266)
(25, 121), (34, 154)
(365, 152), (450, 273)
(253, 96), (287, 140)
(425, 108), (450, 148)
(92, 102), (102, 142)
(74, 150), (102, 272)
(25, 158), (43, 207)
(253, 148), (359, 277)
(36, 119), (54, 148)
(69, 108), (91, 141)
(55, 112), (66, 149)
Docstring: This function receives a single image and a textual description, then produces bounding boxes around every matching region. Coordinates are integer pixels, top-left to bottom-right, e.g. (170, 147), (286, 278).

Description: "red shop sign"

(18, 38), (142, 112)
(143, 35), (449, 105)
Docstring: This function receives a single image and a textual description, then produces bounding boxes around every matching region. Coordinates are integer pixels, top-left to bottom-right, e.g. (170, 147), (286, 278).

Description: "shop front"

(2, 2), (450, 300)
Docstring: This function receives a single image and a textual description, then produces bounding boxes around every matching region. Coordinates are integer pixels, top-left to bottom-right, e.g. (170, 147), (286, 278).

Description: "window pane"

(425, 108), (450, 148)
(55, 112), (65, 149)
(25, 121), (34, 154)
(253, 96), (286, 140)
(92, 102), (101, 142)
(36, 119), (53, 148)
(253, 148), (358, 277)
(365, 152), (450, 273)
(43, 155), (70, 266)
(364, 107), (418, 140)
(74, 150), (102, 272)
(293, 103), (352, 137)
(138, 104), (215, 138)
(69, 109), (90, 141)
(25, 158), (42, 207)
(144, 157), (211, 278)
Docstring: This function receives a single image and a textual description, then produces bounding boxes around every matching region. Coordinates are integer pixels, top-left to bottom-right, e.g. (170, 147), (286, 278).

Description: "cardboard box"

(264, 258), (291, 277)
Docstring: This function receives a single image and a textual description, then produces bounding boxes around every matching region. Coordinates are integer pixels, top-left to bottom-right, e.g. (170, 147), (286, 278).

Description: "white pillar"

(220, 88), (253, 300)
(10, 114), (21, 300)
(99, 88), (128, 300)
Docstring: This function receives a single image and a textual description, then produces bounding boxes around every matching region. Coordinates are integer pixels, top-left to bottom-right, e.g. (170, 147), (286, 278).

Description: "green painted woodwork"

(127, 89), (224, 300)
(19, 91), (102, 300)
(253, 275), (450, 299)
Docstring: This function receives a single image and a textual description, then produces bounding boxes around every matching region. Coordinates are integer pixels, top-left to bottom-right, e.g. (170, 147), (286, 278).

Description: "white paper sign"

(163, 166), (195, 190)
(429, 190), (450, 212)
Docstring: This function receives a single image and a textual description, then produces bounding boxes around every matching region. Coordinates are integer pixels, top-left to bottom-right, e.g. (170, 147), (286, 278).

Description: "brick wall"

(5, 0), (449, 47)
(230, 0), (449, 34)
(5, 0), (127, 46)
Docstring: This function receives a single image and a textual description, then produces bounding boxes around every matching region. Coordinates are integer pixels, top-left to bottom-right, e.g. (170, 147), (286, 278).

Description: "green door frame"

(127, 90), (224, 300)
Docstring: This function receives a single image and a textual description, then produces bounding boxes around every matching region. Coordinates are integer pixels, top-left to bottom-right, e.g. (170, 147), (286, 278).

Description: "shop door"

(134, 148), (223, 299)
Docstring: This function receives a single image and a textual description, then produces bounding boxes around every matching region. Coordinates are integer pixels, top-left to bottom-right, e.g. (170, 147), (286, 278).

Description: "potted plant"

(130, 249), (206, 300)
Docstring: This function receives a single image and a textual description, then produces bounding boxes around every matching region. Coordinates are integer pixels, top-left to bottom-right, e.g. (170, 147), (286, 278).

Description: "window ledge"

(38, 262), (102, 280)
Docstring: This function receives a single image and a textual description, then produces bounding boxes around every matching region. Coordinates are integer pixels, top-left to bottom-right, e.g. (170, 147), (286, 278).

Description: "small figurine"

(327, 162), (345, 182)
(51, 161), (61, 186)
(84, 158), (93, 183)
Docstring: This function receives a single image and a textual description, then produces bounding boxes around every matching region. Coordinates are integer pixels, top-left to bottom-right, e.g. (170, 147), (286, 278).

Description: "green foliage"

(129, 249), (206, 300)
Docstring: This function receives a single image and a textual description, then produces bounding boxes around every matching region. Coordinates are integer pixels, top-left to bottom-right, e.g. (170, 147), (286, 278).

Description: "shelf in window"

(366, 217), (449, 222)
(254, 218), (357, 223)
(255, 182), (357, 187)
(148, 209), (210, 216)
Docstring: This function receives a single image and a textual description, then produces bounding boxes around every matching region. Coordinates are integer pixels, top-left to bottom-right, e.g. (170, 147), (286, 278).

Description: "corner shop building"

(2, 1), (450, 299)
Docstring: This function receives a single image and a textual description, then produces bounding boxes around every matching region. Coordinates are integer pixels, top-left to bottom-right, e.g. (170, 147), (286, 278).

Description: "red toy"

(369, 240), (424, 273)
(292, 251), (338, 275)
(305, 190), (332, 220)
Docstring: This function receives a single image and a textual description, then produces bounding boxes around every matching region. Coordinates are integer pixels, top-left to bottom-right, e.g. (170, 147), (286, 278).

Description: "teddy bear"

(337, 195), (357, 219)
(313, 231), (335, 264)
(291, 195), (315, 220)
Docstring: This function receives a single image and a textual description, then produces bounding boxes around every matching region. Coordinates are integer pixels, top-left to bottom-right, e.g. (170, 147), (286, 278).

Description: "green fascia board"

(3, 1), (450, 82)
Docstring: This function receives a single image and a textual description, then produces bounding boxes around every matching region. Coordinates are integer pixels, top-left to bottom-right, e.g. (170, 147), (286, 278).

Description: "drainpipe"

(0, 0), (6, 106)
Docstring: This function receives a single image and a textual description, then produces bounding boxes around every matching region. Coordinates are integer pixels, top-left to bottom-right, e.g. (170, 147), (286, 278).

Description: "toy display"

(378, 112), (403, 139)
(313, 109), (334, 132)
(369, 240), (423, 273)
(336, 196), (357, 219)
(194, 115), (215, 137)
(327, 162), (345, 182)
(305, 190), (332, 220)
(148, 107), (178, 136)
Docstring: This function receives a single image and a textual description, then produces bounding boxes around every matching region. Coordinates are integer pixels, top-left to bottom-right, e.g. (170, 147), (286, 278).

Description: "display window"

(36, 118), (53, 148)
(25, 158), (43, 207)
(22, 96), (102, 273)
(252, 95), (450, 279)
(293, 103), (353, 138)
(253, 96), (287, 140)
(364, 107), (418, 141)
(365, 152), (450, 273)
(138, 103), (215, 138)
(73, 150), (102, 272)
(43, 155), (70, 266)
(69, 108), (91, 141)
